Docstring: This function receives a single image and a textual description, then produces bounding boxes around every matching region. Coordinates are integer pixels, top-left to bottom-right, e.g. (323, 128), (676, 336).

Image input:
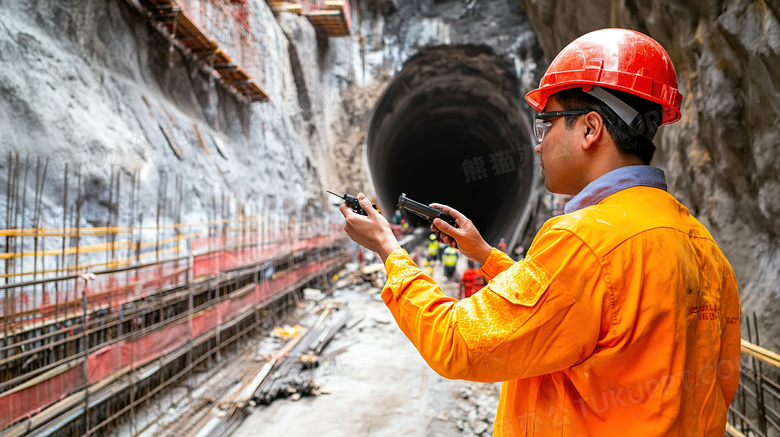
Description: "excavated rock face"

(516, 0), (780, 348)
(0, 0), (343, 251)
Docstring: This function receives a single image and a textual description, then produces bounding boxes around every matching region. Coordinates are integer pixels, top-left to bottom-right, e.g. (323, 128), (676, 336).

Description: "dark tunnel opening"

(366, 46), (538, 248)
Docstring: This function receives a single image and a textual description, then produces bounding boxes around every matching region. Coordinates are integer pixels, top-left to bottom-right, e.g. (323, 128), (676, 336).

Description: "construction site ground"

(234, 257), (501, 437)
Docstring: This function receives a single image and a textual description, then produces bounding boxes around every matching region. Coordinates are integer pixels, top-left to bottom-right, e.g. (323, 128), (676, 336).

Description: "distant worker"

(338, 28), (740, 436)
(442, 245), (459, 281)
(392, 209), (402, 225)
(513, 245), (525, 260)
(459, 259), (486, 299)
(356, 247), (364, 266)
(427, 233), (439, 263)
(423, 258), (434, 277)
(497, 237), (507, 253)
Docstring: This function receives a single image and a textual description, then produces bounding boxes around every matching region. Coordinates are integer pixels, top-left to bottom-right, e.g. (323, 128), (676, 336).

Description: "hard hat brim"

(525, 29), (683, 126)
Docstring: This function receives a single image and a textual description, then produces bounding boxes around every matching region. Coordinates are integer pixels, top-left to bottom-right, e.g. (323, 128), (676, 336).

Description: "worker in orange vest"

(338, 28), (740, 436)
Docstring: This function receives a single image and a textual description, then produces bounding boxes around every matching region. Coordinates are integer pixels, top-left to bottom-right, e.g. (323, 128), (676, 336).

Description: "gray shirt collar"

(564, 165), (667, 214)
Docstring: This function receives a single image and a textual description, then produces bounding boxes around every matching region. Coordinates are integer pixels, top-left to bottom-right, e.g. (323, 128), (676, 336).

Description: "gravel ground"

(233, 260), (500, 437)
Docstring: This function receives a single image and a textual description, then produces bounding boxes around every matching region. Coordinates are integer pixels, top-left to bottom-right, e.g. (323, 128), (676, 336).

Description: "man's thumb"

(433, 217), (453, 233)
(357, 193), (375, 216)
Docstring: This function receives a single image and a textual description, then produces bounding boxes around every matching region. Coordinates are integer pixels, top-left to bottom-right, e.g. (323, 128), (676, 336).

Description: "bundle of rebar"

(254, 304), (350, 405)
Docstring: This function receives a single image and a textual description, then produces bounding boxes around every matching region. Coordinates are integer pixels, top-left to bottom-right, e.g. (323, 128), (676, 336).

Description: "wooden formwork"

(268, 1), (351, 37)
(138, 0), (270, 101)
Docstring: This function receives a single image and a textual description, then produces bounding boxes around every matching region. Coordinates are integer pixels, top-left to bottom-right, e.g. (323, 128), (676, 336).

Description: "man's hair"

(554, 88), (663, 165)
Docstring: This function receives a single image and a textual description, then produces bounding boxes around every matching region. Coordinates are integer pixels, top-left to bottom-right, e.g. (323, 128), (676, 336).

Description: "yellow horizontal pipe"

(0, 240), (132, 260)
(0, 231), (207, 261)
(137, 231), (205, 249)
(741, 338), (780, 367)
(0, 218), (277, 237)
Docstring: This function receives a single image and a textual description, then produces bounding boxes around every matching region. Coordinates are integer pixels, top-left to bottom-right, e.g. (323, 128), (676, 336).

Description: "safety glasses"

(534, 110), (591, 143)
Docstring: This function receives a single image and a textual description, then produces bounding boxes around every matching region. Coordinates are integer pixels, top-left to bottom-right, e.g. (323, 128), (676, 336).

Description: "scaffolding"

(135, 0), (270, 101)
(0, 152), (348, 435)
(269, 0), (352, 37)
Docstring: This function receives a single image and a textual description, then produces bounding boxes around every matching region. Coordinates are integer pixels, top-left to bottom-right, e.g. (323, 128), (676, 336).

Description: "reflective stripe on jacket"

(381, 186), (740, 436)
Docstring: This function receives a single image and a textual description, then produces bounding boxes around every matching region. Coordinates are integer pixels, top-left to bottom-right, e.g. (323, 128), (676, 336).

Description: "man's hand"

(339, 193), (401, 263)
(429, 203), (492, 265)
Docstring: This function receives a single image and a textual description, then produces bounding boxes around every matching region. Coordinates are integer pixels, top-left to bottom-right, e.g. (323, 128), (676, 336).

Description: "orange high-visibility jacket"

(382, 186), (741, 436)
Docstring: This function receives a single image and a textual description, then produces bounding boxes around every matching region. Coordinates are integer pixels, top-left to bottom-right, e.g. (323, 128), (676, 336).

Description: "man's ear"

(581, 111), (604, 150)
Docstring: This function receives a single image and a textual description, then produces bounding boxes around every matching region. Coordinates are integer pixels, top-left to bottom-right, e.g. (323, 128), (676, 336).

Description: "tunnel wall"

(366, 45), (538, 247)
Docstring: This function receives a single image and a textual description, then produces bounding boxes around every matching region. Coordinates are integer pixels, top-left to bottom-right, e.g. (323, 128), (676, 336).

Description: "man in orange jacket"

(339, 28), (740, 436)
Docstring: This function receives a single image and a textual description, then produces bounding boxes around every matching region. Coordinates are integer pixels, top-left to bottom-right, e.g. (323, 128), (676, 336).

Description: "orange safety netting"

(0, 257), (343, 430)
(0, 236), (345, 431)
(0, 231), (343, 328)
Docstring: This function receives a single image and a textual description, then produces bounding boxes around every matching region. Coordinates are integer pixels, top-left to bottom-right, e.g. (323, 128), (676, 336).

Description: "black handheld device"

(328, 191), (379, 216)
(396, 193), (457, 227)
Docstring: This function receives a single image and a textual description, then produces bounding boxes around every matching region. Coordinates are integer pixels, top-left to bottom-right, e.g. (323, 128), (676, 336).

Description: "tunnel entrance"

(366, 45), (537, 248)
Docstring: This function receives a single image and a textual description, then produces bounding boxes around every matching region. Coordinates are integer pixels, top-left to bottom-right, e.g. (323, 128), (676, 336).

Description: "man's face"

(534, 97), (583, 195)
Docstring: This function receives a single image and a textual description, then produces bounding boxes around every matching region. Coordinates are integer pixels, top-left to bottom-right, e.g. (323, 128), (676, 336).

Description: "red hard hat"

(525, 28), (683, 125)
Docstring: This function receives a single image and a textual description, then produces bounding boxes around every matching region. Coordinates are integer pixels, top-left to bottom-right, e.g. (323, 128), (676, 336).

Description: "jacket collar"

(564, 165), (667, 214)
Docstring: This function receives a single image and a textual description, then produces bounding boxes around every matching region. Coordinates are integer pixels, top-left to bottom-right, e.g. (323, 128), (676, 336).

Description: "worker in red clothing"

(338, 28), (740, 436)
(459, 260), (486, 299)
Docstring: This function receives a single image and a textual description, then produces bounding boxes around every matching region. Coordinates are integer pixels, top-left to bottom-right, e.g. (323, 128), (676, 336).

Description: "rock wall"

(516, 0), (780, 348)
(0, 0), (347, 258)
